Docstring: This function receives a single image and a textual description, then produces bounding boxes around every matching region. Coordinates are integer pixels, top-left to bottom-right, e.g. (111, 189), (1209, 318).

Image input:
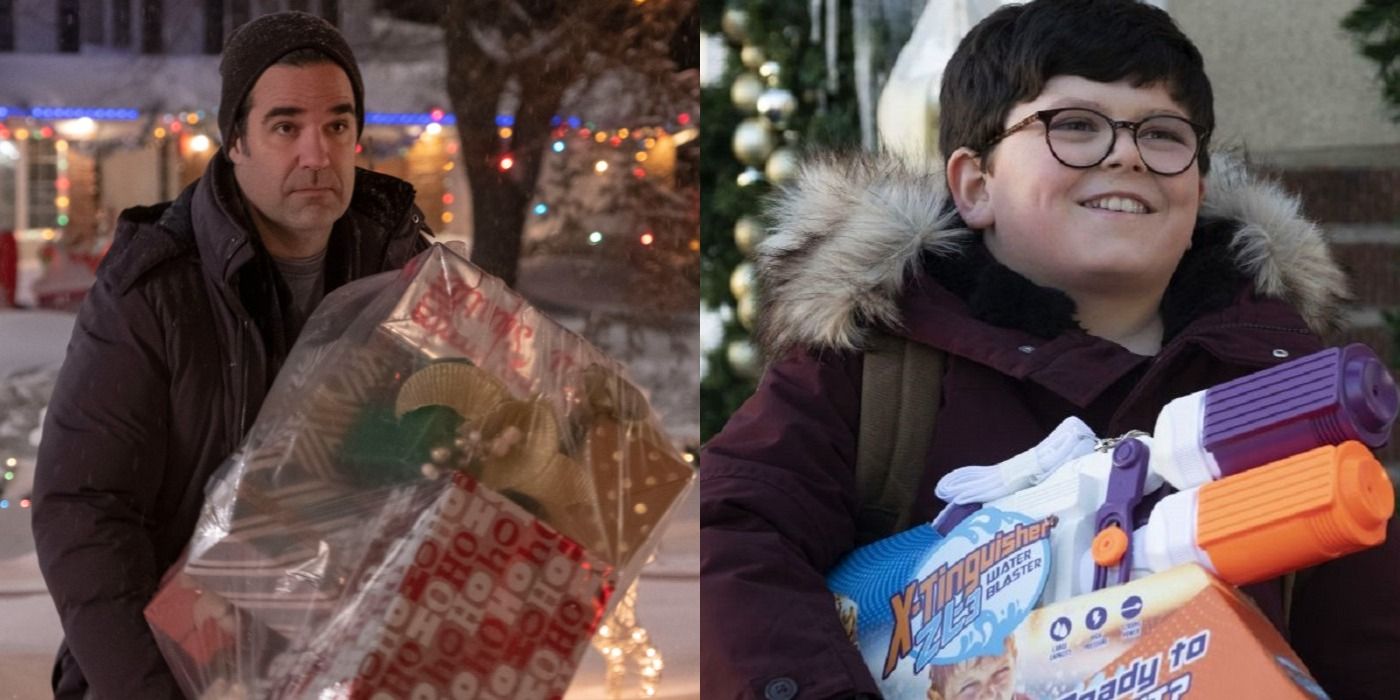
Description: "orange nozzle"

(1092, 525), (1129, 567)
(1196, 441), (1394, 586)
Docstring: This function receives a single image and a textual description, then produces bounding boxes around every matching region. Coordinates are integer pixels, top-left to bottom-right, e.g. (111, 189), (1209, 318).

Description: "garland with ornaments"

(699, 1), (861, 440)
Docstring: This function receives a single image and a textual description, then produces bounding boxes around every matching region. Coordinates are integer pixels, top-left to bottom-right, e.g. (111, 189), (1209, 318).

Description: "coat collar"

(754, 151), (1350, 360)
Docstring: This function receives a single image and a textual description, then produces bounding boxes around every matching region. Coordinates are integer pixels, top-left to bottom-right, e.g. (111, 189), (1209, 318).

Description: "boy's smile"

(950, 76), (1204, 300)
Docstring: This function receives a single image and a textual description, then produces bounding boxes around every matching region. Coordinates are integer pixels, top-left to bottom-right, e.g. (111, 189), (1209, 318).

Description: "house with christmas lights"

(0, 1), (697, 312)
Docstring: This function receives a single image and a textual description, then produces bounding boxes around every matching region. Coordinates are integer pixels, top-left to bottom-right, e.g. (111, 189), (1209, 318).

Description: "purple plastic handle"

(1202, 344), (1398, 478)
(1092, 438), (1149, 591)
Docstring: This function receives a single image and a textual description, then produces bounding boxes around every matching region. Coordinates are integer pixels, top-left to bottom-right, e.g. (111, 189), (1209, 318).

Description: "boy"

(926, 637), (1025, 700)
(700, 1), (1399, 698)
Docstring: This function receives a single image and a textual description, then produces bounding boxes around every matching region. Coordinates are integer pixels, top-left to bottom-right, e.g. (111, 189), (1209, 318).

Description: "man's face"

(966, 76), (1204, 298)
(228, 62), (357, 247)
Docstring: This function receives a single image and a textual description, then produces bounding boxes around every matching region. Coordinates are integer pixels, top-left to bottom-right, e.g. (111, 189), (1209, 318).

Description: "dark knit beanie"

(218, 11), (365, 145)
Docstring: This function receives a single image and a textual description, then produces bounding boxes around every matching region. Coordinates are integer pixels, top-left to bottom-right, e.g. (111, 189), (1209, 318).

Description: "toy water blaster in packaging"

(829, 344), (1397, 699)
(143, 242), (696, 700)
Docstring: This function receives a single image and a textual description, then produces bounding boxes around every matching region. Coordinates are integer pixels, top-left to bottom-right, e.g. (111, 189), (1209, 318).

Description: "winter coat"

(31, 150), (431, 699)
(701, 153), (1400, 700)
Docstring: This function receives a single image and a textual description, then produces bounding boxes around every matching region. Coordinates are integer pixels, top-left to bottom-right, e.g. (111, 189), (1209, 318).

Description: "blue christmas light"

(567, 115), (582, 129)
(0, 500), (8, 509)
(365, 112), (459, 126)
(552, 141), (565, 153)
(533, 203), (548, 216)
(0, 106), (141, 121)
(494, 114), (515, 127)
(550, 115), (562, 127)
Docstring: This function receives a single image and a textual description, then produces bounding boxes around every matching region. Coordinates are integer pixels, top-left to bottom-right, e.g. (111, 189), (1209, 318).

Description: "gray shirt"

(273, 248), (326, 340)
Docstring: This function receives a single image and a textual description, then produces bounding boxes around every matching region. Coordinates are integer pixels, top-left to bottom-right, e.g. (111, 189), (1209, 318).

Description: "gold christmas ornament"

(759, 60), (782, 86)
(477, 399), (561, 483)
(729, 261), (755, 301)
(764, 146), (801, 186)
(736, 166), (765, 188)
(740, 45), (767, 70)
(732, 117), (775, 166)
(394, 361), (509, 425)
(726, 339), (761, 379)
(734, 215), (766, 256)
(756, 87), (797, 129)
(729, 72), (764, 115)
(721, 7), (749, 44)
(583, 365), (649, 421)
(737, 293), (757, 331)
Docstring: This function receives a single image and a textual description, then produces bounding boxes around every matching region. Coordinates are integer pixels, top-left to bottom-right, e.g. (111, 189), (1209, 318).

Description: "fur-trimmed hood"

(754, 151), (1350, 359)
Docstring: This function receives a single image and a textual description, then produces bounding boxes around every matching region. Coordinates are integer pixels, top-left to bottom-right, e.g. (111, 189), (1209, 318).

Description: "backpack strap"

(854, 333), (946, 545)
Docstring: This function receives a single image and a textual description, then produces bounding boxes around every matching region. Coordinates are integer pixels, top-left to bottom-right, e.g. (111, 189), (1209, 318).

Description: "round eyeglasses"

(982, 107), (1209, 176)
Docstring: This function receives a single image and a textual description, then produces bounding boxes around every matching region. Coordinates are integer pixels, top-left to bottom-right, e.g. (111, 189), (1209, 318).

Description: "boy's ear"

(947, 147), (994, 229)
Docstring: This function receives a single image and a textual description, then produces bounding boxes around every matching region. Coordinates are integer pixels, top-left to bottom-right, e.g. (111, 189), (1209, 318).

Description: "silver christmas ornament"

(721, 8), (750, 44)
(732, 117), (776, 166)
(734, 216), (766, 256)
(764, 146), (800, 186)
(756, 87), (797, 128)
(740, 45), (767, 70)
(729, 261), (755, 301)
(730, 72), (764, 114)
(759, 60), (782, 86)
(736, 166), (765, 187)
(737, 293), (757, 331)
(726, 340), (761, 379)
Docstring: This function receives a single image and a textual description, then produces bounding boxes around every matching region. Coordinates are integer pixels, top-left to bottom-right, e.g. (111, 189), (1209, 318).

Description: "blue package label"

(828, 508), (1055, 695)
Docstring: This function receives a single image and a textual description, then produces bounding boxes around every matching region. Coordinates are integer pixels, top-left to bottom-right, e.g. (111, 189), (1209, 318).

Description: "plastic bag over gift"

(145, 242), (696, 700)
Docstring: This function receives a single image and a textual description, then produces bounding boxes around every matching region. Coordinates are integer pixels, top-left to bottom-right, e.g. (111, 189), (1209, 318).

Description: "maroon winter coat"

(31, 150), (431, 699)
(701, 154), (1400, 699)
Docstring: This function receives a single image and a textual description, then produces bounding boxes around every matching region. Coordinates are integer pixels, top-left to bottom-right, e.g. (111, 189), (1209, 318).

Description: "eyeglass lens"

(1045, 109), (1199, 174)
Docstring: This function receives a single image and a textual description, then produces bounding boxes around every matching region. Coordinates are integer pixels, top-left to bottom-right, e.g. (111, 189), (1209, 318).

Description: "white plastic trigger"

(935, 416), (1099, 504)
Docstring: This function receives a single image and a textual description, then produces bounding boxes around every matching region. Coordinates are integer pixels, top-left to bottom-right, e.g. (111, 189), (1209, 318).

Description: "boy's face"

(951, 77), (1204, 298)
(928, 654), (1016, 700)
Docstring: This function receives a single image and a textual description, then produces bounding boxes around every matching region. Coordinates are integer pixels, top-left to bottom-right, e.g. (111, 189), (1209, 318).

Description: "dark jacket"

(32, 150), (431, 699)
(701, 153), (1400, 700)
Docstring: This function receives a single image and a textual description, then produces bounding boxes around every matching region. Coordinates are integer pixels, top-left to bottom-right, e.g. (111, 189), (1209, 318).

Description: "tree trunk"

(442, 0), (577, 288)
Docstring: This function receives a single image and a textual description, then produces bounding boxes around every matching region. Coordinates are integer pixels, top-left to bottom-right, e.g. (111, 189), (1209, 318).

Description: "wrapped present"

(269, 471), (612, 700)
(145, 570), (289, 693)
(146, 243), (694, 698)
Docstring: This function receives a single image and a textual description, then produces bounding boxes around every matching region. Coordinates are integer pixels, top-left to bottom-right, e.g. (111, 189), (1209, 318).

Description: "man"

(32, 12), (432, 698)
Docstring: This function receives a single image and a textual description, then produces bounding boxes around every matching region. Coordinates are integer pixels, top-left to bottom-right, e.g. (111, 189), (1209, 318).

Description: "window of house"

(26, 141), (58, 229)
(0, 141), (17, 230)
(83, 0), (106, 45)
(204, 0), (223, 53)
(0, 0), (14, 52)
(58, 0), (82, 52)
(141, 0), (161, 53)
(112, 0), (130, 47)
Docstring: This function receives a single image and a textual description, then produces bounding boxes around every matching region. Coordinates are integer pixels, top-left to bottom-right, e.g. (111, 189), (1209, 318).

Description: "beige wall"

(1171, 0), (1400, 167)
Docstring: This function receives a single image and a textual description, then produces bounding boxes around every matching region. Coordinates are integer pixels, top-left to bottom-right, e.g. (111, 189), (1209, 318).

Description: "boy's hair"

(939, 0), (1214, 175)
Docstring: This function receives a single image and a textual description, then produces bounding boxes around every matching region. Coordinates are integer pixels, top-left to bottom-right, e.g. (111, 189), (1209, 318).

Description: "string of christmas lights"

(2, 106), (697, 252)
